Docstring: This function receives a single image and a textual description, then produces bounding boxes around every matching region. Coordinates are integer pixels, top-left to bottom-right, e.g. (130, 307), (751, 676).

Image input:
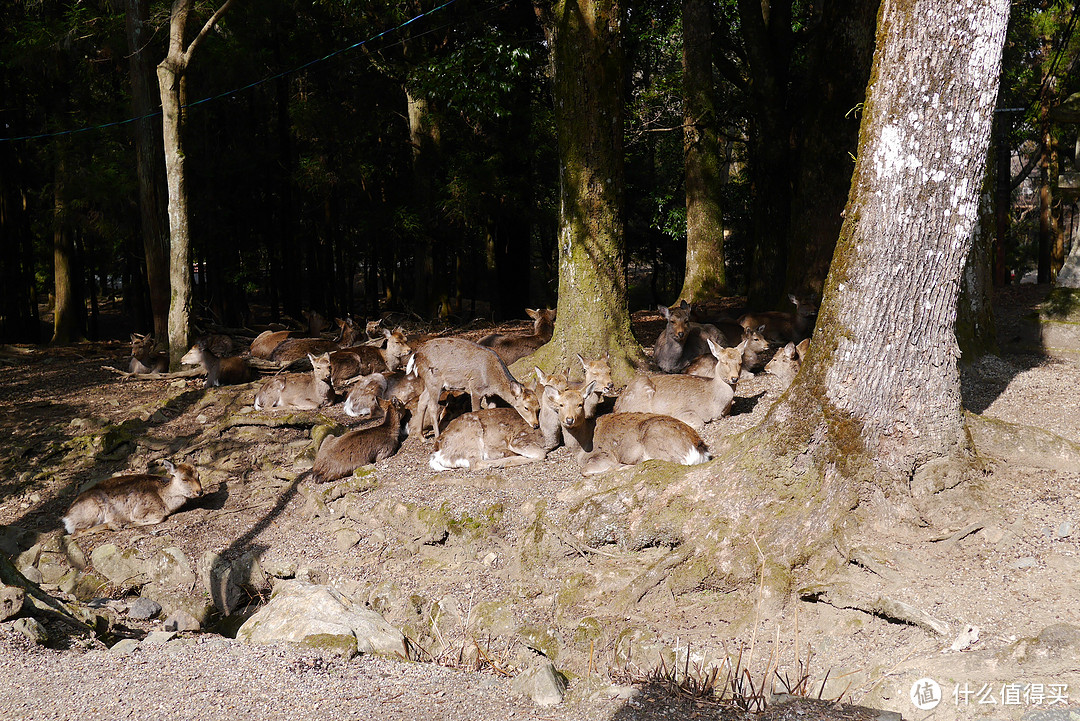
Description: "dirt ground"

(1, 286), (1079, 721)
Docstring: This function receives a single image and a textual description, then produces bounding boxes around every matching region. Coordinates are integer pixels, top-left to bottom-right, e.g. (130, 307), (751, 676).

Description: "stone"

(198, 551), (242, 615)
(0, 525), (37, 559)
(1057, 521), (1074, 538)
(12, 617), (48, 645)
(1011, 557), (1038, 570)
(90, 544), (148, 590)
(235, 580), (404, 657)
(299, 633), (358, 660)
(57, 569), (107, 601)
(147, 547), (197, 589)
(128, 597), (162, 620)
(333, 527), (361, 552)
(510, 657), (567, 707)
(163, 609), (201, 632)
(141, 630), (177, 646)
(109, 638), (141, 655)
(0, 584), (25, 621)
(262, 560), (296, 579)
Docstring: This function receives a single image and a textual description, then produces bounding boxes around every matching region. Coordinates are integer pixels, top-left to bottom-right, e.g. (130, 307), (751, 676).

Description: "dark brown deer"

(128, 333), (168, 374)
(738, 294), (817, 344)
(329, 327), (412, 386)
(652, 300), (723, 373)
(313, 399), (409, 481)
(477, 308), (556, 365)
(181, 341), (253, 387)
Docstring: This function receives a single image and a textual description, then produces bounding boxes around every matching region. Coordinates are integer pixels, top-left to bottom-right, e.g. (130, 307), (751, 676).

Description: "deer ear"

(680, 300), (690, 310)
(161, 459), (176, 473)
(584, 381), (597, 397)
(526, 308), (539, 319)
(576, 354), (586, 368)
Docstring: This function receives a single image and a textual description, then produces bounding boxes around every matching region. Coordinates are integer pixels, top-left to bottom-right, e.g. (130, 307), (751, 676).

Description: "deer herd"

(72, 298), (815, 534)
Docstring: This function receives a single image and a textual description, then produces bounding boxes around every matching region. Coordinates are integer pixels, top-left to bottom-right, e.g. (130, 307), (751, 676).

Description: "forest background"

(1, 0), (1078, 354)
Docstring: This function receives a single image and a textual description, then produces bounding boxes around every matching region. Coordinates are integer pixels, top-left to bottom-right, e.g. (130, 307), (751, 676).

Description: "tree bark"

(126, 0), (170, 340)
(678, 0), (727, 301)
(157, 0), (237, 368)
(957, 146), (998, 360)
(52, 152), (84, 344)
(523, 0), (645, 384)
(406, 88), (441, 318)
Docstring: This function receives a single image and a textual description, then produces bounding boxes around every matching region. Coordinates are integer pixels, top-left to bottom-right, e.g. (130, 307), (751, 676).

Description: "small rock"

(949, 624), (980, 652)
(109, 638), (140, 654)
(1011, 557), (1038, 569)
(90, 544), (148, 590)
(604, 684), (641, 701)
(333, 528), (361, 552)
(128, 597), (162, 620)
(163, 609), (200, 632)
(295, 567), (328, 585)
(1057, 521), (1074, 539)
(0, 584), (25, 621)
(20, 567), (44, 585)
(196, 414), (208, 424)
(12, 617), (49, 645)
(141, 630), (177, 646)
(262, 560), (296, 579)
(511, 657), (567, 707)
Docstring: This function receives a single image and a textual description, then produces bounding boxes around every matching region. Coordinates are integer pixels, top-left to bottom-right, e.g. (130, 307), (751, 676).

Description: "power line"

(0, 0), (462, 143)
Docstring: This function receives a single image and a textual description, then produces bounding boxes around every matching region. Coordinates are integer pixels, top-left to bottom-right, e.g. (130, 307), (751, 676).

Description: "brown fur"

(581, 413), (710, 475)
(477, 308), (556, 365)
(269, 337), (342, 364)
(738, 294), (817, 344)
(250, 330), (292, 359)
(254, 353), (334, 410)
(329, 328), (411, 386)
(652, 301), (724, 373)
(128, 333), (168, 374)
(313, 399), (409, 481)
(429, 408), (546, 471)
(181, 341), (252, 387)
(63, 460), (202, 535)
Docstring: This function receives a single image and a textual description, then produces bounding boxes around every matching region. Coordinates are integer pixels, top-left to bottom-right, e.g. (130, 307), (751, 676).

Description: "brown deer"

(63, 460), (202, 535)
(128, 333), (168, 374)
(764, 337), (810, 390)
(684, 324), (768, 379)
(253, 352), (334, 411)
(406, 338), (540, 438)
(571, 353), (616, 417)
(250, 329), (293, 359)
(429, 408), (547, 471)
(313, 399), (409, 481)
(652, 300), (723, 373)
(329, 327), (412, 386)
(549, 385), (710, 475)
(477, 308), (556, 365)
(615, 339), (745, 431)
(181, 341), (253, 387)
(738, 294), (817, 344)
(538, 377), (596, 451)
(343, 373), (389, 419)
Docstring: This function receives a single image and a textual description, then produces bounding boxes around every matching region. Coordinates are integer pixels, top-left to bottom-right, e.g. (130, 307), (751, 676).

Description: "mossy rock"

(518, 624), (562, 662)
(298, 632), (358, 660)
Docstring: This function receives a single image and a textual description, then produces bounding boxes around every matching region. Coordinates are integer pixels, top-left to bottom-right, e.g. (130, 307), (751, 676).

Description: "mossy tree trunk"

(784, 0), (879, 301)
(521, 0), (645, 384)
(158, 0), (237, 369)
(678, 0), (727, 302)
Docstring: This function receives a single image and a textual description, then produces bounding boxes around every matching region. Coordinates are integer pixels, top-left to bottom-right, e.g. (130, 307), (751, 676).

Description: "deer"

(63, 459), (203, 535)
(652, 300), (724, 373)
(477, 308), (556, 365)
(128, 333), (168, 374)
(180, 340), (253, 387)
(571, 353), (616, 418)
(615, 339), (745, 432)
(250, 329), (293, 360)
(428, 407), (548, 471)
(765, 337), (811, 390)
(313, 399), (409, 481)
(329, 327), (412, 386)
(538, 376), (596, 451)
(406, 337), (540, 439)
(343, 373), (389, 418)
(738, 294), (817, 344)
(684, 324), (769, 379)
(253, 352), (334, 411)
(544, 381), (710, 475)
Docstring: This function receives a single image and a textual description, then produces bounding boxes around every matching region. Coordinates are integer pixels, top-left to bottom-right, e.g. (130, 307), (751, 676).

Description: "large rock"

(90, 544), (147, 590)
(235, 580), (404, 657)
(511, 657), (568, 707)
(198, 550), (265, 615)
(0, 584), (25, 621)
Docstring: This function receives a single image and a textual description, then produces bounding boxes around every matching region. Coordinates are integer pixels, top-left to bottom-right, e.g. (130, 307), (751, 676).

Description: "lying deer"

(181, 340), (253, 387)
(343, 373), (388, 418)
(63, 459), (203, 535)
(128, 333), (168, 374)
(250, 329), (293, 359)
(254, 352), (334, 411)
(572, 353), (616, 417)
(267, 318), (362, 365)
(684, 324), (768, 379)
(429, 407), (547, 471)
(547, 381), (710, 475)
(313, 399), (409, 481)
(738, 294), (817, 344)
(407, 338), (540, 439)
(329, 327), (411, 386)
(764, 337), (811, 390)
(615, 339), (745, 431)
(652, 300), (723, 373)
(478, 308), (556, 365)
(538, 379), (596, 451)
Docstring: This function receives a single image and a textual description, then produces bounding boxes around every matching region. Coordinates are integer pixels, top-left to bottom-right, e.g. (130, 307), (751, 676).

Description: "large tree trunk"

(157, 0), (236, 368)
(406, 89), (441, 318)
(567, 0), (1011, 592)
(678, 0), (727, 302)
(785, 0), (879, 300)
(126, 0), (170, 340)
(523, 0), (645, 383)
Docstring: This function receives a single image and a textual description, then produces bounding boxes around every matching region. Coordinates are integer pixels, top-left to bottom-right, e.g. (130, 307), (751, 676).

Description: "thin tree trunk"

(51, 153), (84, 344)
(407, 89), (439, 318)
(678, 0), (727, 302)
(126, 0), (170, 339)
